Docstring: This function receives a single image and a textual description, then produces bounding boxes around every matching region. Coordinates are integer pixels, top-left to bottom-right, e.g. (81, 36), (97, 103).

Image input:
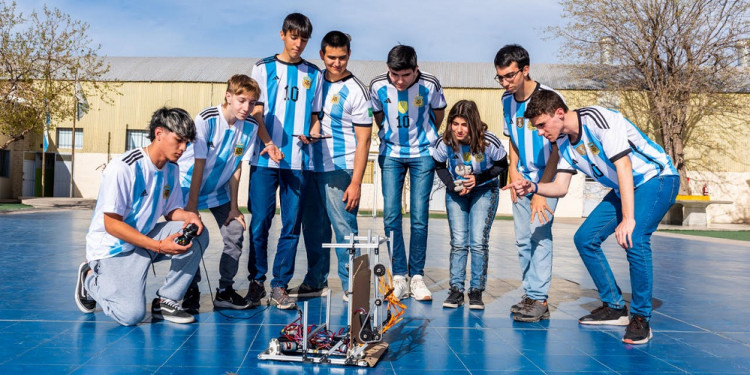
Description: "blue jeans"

(378, 155), (434, 277)
(301, 169), (359, 291)
(512, 195), (558, 301)
(247, 165), (304, 288)
(574, 175), (679, 319)
(446, 181), (500, 292)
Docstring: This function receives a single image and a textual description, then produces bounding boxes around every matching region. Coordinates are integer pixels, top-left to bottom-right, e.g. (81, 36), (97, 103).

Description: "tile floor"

(0, 210), (749, 374)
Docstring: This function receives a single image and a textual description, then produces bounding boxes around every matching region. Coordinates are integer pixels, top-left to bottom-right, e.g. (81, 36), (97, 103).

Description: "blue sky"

(18, 0), (566, 63)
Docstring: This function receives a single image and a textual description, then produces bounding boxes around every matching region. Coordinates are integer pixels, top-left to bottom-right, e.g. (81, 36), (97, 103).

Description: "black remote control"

(174, 224), (199, 246)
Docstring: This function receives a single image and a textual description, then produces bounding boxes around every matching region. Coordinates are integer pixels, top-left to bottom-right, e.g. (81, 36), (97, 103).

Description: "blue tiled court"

(1, 209), (749, 374)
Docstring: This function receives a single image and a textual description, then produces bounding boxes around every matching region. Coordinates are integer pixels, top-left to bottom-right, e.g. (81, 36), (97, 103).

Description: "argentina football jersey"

(306, 73), (372, 172)
(370, 71), (447, 158)
(178, 106), (258, 209)
(502, 83), (559, 183)
(85, 148), (183, 261)
(556, 106), (678, 193)
(250, 55), (323, 170)
(433, 131), (507, 187)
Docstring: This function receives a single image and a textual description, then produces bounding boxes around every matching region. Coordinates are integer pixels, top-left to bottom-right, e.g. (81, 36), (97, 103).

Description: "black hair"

(321, 30), (351, 53)
(387, 45), (418, 71)
(524, 90), (569, 120)
(148, 107), (196, 142)
(282, 13), (312, 39)
(494, 44), (530, 70)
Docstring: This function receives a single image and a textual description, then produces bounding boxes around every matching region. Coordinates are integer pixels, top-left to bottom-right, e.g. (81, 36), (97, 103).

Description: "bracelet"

(532, 182), (539, 194)
(264, 141), (275, 147)
(156, 239), (162, 254)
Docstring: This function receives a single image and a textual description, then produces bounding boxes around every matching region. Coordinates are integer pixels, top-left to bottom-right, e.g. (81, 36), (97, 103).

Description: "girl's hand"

(462, 175), (476, 189)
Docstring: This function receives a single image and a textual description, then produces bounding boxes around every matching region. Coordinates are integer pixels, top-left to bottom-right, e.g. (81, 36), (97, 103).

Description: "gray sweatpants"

(85, 221), (209, 326)
(190, 202), (245, 290)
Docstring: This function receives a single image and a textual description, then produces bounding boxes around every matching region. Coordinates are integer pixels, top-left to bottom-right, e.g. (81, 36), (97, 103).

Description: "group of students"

(74, 12), (679, 346)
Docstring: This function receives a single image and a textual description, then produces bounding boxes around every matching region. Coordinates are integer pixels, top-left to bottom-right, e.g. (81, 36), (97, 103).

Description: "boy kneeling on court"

(75, 107), (208, 326)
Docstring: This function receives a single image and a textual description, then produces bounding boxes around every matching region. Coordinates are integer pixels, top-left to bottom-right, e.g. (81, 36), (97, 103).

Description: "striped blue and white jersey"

(502, 82), (560, 183)
(306, 72), (373, 172)
(250, 55), (323, 170)
(86, 148), (183, 261)
(556, 106), (678, 194)
(433, 131), (507, 187)
(178, 106), (258, 209)
(370, 71), (447, 158)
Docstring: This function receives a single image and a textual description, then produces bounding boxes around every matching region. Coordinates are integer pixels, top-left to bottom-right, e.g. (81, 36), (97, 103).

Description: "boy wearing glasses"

(370, 45), (447, 301)
(494, 44), (560, 322)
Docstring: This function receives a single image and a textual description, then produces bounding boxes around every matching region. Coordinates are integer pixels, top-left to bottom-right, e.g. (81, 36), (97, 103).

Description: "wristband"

(157, 239), (162, 254)
(264, 141), (275, 147)
(532, 182), (539, 194)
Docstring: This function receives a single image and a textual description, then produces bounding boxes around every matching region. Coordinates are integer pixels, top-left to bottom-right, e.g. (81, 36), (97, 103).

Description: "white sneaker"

(410, 275), (432, 301)
(393, 275), (410, 300)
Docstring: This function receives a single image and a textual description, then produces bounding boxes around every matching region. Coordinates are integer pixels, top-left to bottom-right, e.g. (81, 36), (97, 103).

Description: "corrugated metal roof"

(100, 56), (602, 90)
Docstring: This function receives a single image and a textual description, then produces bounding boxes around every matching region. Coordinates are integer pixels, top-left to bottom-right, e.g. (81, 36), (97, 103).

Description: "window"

(0, 150), (9, 177)
(126, 129), (149, 151)
(57, 128), (83, 149)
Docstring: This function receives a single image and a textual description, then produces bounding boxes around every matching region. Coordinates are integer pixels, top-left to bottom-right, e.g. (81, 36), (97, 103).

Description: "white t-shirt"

(370, 71), (447, 158)
(306, 72), (373, 172)
(86, 148), (183, 261)
(433, 131), (507, 187)
(178, 105), (258, 209)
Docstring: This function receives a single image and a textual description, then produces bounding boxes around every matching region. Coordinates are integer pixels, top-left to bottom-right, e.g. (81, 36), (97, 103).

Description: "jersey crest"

(233, 143), (245, 156)
(163, 184), (172, 199)
(398, 101), (408, 114)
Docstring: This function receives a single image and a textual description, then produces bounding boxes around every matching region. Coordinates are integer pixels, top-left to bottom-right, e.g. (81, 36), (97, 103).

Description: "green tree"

(552, 0), (750, 194)
(0, 0), (114, 149)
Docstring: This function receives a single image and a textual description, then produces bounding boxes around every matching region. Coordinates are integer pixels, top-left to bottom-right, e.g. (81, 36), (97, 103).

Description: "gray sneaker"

(270, 286), (296, 310)
(512, 299), (550, 322)
(510, 295), (532, 314)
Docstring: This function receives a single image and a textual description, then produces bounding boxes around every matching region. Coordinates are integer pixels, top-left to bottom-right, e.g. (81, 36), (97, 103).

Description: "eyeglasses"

(494, 70), (521, 83)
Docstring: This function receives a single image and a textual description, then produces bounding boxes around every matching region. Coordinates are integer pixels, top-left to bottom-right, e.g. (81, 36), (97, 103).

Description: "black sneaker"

(510, 295), (533, 314)
(442, 287), (464, 308)
(286, 283), (329, 298)
(467, 289), (484, 310)
(622, 314), (652, 344)
(579, 304), (629, 326)
(152, 298), (196, 324)
(512, 299), (550, 322)
(75, 262), (96, 313)
(182, 286), (200, 315)
(214, 286), (251, 309)
(245, 280), (266, 306)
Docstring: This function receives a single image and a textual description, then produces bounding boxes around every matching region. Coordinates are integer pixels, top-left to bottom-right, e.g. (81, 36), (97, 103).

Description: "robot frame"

(258, 230), (406, 367)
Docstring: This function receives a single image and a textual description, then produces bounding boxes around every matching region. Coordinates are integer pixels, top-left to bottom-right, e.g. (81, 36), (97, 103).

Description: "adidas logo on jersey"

(140, 190), (148, 197)
(385, 98), (391, 103)
(273, 76), (280, 80)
